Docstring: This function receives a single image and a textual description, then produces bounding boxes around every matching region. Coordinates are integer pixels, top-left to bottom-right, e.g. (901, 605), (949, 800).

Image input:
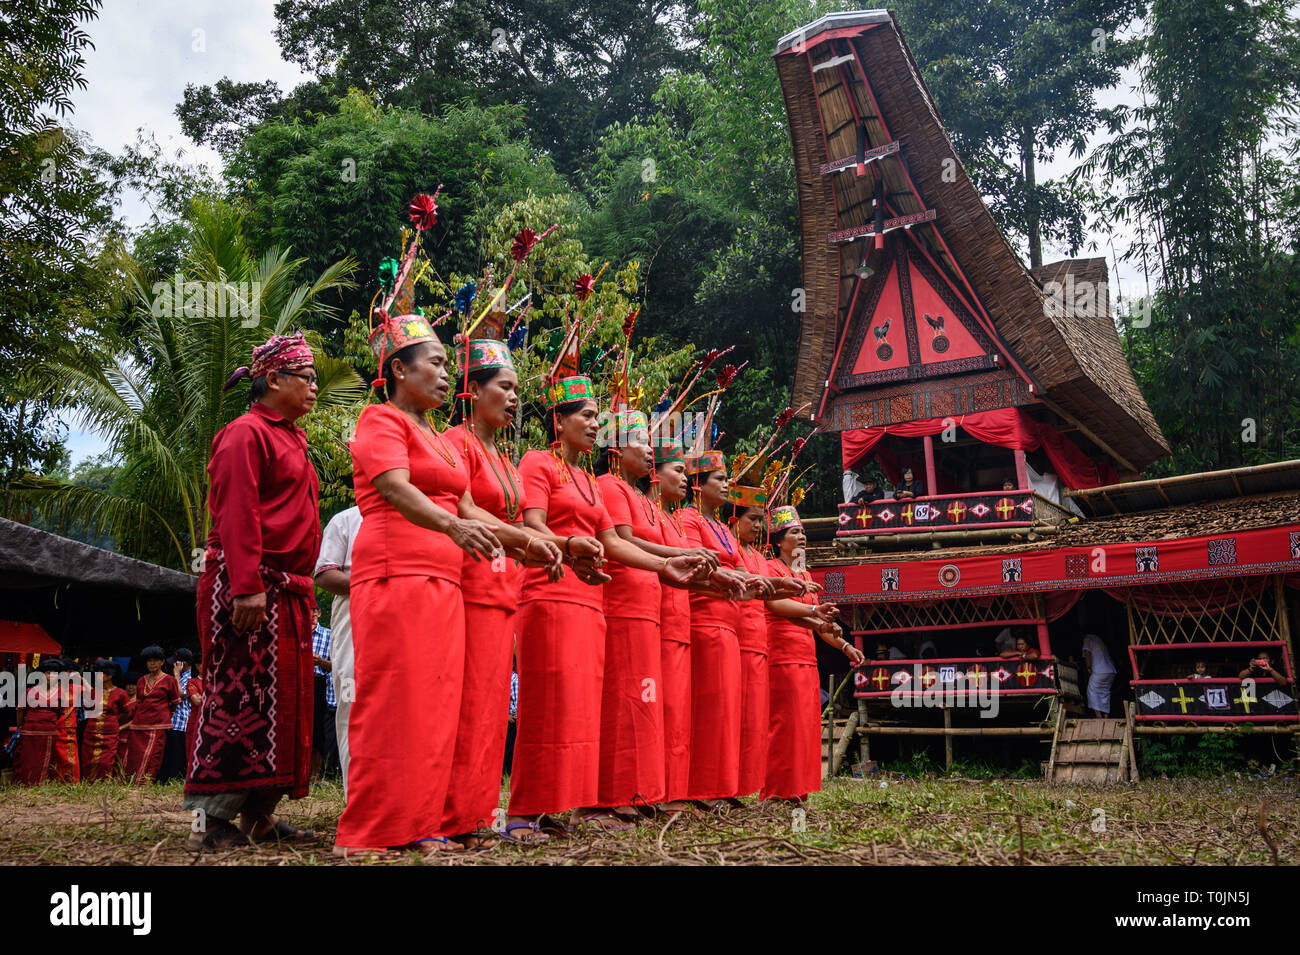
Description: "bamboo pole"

(855, 726), (1054, 737)
(832, 710), (860, 776)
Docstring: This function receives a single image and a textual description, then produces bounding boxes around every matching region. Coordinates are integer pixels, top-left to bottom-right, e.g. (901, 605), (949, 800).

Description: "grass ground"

(0, 773), (1295, 865)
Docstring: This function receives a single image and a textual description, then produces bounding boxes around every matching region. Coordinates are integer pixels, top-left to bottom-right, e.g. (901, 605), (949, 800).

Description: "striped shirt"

(172, 670), (193, 731)
(313, 625), (335, 707)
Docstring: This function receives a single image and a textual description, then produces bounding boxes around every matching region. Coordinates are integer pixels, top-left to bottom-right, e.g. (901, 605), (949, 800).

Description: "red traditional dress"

(657, 505), (692, 802)
(736, 544), (771, 797)
(763, 558), (822, 801)
(594, 473), (666, 809)
(80, 685), (132, 781)
(188, 401), (320, 803)
(439, 424), (527, 837)
(679, 507), (742, 800)
(49, 679), (82, 783)
(13, 682), (60, 785)
(336, 404), (470, 848)
(183, 678), (204, 774)
(508, 450), (614, 816)
(123, 673), (180, 784)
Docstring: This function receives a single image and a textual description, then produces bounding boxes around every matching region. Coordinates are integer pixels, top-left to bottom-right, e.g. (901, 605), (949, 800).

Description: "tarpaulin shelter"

(0, 517), (197, 659)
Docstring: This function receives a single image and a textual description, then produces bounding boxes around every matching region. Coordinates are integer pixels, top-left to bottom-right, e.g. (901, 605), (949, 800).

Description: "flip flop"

(500, 820), (550, 845)
(332, 845), (391, 858)
(573, 811), (636, 832)
(413, 836), (466, 854)
(188, 819), (250, 850)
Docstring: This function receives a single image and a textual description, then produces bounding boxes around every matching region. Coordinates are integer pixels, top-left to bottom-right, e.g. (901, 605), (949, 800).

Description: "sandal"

(500, 820), (550, 845)
(248, 818), (318, 845)
(188, 818), (251, 850)
(332, 845), (391, 858)
(573, 811), (636, 832)
(534, 814), (570, 836)
(414, 836), (466, 854)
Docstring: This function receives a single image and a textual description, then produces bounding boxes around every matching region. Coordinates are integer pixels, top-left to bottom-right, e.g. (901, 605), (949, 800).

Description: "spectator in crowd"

(1238, 650), (1289, 685)
(310, 609), (338, 783)
(894, 466), (924, 500)
(159, 648), (195, 783)
(1000, 636), (1040, 660)
(1081, 632), (1116, 718)
(1186, 660), (1210, 680)
(314, 504), (361, 796)
(1001, 478), (1016, 491)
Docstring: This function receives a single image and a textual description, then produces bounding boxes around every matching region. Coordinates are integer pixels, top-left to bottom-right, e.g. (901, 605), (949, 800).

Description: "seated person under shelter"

(1238, 650), (1289, 685)
(894, 466), (925, 500)
(999, 636), (1040, 660)
(842, 468), (889, 504)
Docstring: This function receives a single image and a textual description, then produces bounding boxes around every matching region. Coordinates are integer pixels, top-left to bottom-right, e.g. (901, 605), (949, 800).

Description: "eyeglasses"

(277, 369), (318, 386)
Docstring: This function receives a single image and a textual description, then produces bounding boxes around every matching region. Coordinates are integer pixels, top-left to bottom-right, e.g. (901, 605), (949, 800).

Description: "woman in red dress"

(678, 452), (754, 809)
(441, 337), (568, 847)
(508, 380), (703, 837)
(649, 444), (695, 811)
(80, 660), (133, 781)
(122, 646), (181, 784)
(731, 497), (774, 800)
(592, 414), (721, 822)
(13, 658), (63, 785)
(335, 317), (561, 856)
(762, 507), (863, 802)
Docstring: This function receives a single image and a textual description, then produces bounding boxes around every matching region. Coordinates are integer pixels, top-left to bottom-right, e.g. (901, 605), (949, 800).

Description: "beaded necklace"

(693, 505), (736, 555)
(468, 425), (522, 522)
(399, 407), (459, 468)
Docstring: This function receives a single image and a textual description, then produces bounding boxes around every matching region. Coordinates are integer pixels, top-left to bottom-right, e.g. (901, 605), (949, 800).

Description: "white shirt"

(842, 470), (866, 504)
(1081, 634), (1116, 674)
(315, 506), (362, 634)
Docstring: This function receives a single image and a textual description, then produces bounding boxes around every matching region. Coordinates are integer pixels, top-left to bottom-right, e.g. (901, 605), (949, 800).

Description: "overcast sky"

(61, 2), (1145, 465)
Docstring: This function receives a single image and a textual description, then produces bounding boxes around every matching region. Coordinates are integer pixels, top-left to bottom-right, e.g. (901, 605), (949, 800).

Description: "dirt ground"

(1, 774), (1295, 865)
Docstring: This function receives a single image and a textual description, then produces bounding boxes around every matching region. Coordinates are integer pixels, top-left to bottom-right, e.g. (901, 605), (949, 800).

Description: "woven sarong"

(185, 548), (315, 799)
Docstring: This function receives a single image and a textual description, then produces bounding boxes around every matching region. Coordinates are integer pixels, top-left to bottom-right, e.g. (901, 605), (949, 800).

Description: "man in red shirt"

(184, 332), (323, 849)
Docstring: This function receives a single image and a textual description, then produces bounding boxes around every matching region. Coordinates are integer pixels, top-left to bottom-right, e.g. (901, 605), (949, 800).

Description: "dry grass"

(0, 775), (1295, 865)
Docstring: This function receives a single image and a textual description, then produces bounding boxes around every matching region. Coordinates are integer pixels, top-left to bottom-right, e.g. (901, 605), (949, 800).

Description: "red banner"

(814, 524), (1300, 603)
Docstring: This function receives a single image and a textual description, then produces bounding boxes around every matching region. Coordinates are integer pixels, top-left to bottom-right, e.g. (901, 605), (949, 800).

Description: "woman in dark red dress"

(122, 646), (180, 784)
(508, 380), (704, 837)
(335, 316), (561, 856)
(762, 507), (864, 801)
(13, 658), (63, 785)
(80, 660), (133, 781)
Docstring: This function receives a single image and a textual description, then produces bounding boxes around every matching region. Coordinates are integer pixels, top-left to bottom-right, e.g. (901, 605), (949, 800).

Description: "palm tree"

(10, 198), (364, 569)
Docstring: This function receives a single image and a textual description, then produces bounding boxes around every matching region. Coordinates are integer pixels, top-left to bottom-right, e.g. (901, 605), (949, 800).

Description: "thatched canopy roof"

(773, 10), (1169, 473)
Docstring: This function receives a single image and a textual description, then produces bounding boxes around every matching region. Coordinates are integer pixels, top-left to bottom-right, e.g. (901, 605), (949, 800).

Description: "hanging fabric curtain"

(841, 407), (1119, 490)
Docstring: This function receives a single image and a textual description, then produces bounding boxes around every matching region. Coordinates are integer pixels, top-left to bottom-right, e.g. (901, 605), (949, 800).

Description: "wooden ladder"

(1046, 703), (1140, 784)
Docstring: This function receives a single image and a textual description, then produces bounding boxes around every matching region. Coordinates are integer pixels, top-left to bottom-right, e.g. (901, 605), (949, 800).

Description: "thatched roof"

(773, 10), (1169, 472)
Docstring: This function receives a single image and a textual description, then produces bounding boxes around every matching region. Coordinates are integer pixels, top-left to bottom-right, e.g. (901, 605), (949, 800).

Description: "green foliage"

(1139, 734), (1251, 777)
(890, 0), (1144, 266)
(1088, 0), (1300, 474)
(0, 0), (118, 490)
(225, 94), (572, 334)
(10, 199), (363, 568)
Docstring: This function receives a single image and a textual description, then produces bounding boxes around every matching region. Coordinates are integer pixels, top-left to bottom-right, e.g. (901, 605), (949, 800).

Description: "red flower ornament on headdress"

(701, 348), (723, 370)
(716, 364), (739, 389)
(791, 436), (807, 458)
(775, 406), (796, 429)
(573, 273), (595, 301)
(511, 227), (538, 263)
(408, 193), (439, 231)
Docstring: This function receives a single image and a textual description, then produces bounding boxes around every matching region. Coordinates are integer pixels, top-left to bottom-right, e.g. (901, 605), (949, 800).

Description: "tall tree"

(1086, 0), (1300, 472)
(0, 0), (116, 494)
(891, 0), (1144, 267)
(178, 0), (702, 172)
